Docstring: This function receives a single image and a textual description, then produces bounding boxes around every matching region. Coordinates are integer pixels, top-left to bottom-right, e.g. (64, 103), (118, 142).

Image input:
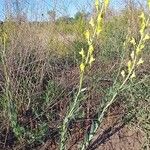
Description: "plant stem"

(60, 72), (84, 150)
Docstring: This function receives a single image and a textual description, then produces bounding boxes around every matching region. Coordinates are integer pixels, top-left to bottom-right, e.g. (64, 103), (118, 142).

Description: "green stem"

(60, 72), (84, 150)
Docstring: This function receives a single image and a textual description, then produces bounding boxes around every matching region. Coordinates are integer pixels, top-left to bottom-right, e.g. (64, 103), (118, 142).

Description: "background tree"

(47, 10), (56, 23)
(4, 0), (28, 22)
(74, 11), (89, 21)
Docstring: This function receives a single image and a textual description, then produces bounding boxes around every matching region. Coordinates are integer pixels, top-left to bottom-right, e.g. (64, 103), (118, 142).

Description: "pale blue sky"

(0, 0), (146, 21)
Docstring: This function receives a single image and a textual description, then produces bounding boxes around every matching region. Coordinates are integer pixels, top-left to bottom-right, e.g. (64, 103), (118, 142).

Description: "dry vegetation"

(0, 0), (149, 150)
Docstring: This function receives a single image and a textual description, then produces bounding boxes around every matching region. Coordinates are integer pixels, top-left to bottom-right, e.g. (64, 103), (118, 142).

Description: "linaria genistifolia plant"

(60, 0), (109, 149)
(80, 0), (150, 149)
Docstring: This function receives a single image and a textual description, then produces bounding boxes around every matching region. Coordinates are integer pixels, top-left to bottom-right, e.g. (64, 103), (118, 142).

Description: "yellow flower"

(89, 45), (94, 54)
(140, 44), (145, 49)
(130, 51), (135, 60)
(85, 30), (90, 41)
(89, 17), (95, 28)
(148, 0), (150, 9)
(121, 70), (125, 78)
(136, 47), (140, 55)
(143, 34), (150, 41)
(130, 71), (136, 79)
(127, 60), (132, 73)
(79, 48), (85, 59)
(130, 37), (136, 46)
(137, 58), (144, 65)
(139, 12), (146, 35)
(104, 0), (109, 9)
(80, 63), (85, 72)
(95, 0), (99, 11)
(136, 44), (144, 55)
(89, 55), (95, 66)
(97, 14), (103, 35)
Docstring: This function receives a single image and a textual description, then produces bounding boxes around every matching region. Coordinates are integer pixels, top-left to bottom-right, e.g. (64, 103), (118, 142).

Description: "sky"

(0, 0), (146, 21)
